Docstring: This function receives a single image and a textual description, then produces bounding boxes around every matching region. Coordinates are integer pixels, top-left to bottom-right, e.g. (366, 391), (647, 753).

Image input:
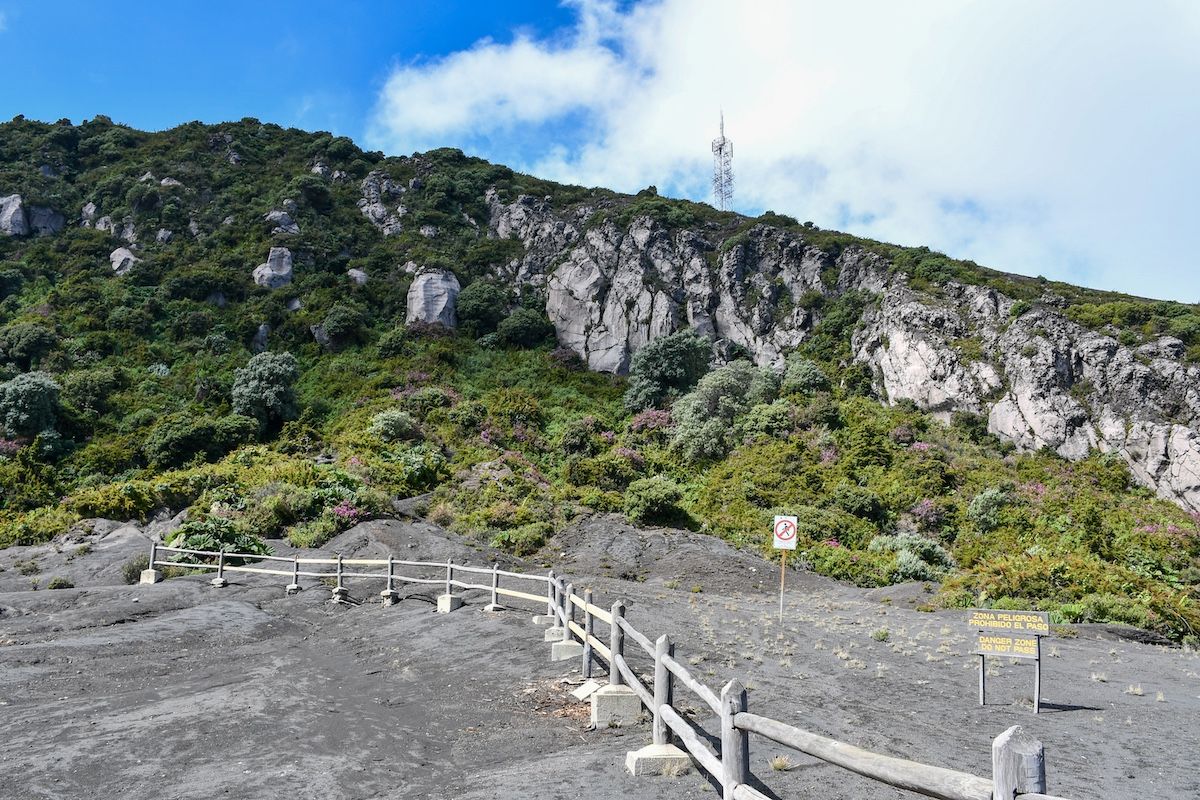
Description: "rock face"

(109, 247), (141, 276)
(405, 270), (460, 328)
(0, 195), (30, 236)
(358, 170), (406, 235)
(28, 206), (64, 236)
(252, 247), (293, 289)
(347, 268), (368, 286)
(482, 190), (1200, 512)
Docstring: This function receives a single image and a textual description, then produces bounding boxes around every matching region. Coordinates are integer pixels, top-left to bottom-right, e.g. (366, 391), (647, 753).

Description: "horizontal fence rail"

(142, 542), (1076, 800)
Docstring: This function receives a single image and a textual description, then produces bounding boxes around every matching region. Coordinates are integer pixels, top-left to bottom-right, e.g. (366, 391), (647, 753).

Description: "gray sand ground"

(2, 515), (1198, 800)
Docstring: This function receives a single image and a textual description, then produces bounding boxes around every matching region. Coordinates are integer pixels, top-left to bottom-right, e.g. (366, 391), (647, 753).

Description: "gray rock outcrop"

(110, 247), (141, 276)
(406, 270), (460, 328)
(0, 194), (30, 236)
(358, 170), (406, 235)
(252, 247), (293, 289)
(28, 206), (65, 236)
(265, 209), (300, 235)
(251, 323), (270, 353)
(347, 268), (368, 286)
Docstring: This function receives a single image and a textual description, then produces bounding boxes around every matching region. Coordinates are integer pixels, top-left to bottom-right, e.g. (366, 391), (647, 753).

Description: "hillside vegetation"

(0, 116), (1197, 641)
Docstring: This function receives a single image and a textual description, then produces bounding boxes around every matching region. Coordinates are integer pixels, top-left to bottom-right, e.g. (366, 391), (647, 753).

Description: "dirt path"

(1, 515), (1197, 799)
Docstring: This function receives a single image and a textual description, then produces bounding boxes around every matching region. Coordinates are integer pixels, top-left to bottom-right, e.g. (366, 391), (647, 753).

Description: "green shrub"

(623, 330), (711, 411)
(456, 281), (509, 335)
(368, 409), (419, 443)
(47, 576), (74, 590)
(232, 352), (300, 430)
(497, 308), (554, 347)
(967, 487), (1008, 533)
(0, 371), (60, 437)
(740, 400), (793, 440)
(671, 361), (763, 462)
(320, 303), (366, 345)
(143, 413), (257, 468)
(490, 521), (551, 555)
(0, 323), (57, 370)
(624, 476), (684, 525)
(67, 481), (159, 521)
(781, 354), (829, 395)
(122, 554), (150, 584)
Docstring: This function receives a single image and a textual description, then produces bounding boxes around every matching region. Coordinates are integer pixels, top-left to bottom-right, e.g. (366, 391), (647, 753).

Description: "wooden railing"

(147, 543), (1075, 800)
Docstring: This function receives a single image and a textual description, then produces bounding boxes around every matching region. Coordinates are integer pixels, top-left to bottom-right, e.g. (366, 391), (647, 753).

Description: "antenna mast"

(712, 111), (734, 211)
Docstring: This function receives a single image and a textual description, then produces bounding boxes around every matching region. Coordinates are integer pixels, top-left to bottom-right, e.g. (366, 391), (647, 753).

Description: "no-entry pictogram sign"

(772, 515), (798, 550)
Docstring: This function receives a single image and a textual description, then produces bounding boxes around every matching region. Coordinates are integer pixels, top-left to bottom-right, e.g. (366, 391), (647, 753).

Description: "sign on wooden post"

(772, 515), (798, 624)
(972, 609), (1049, 713)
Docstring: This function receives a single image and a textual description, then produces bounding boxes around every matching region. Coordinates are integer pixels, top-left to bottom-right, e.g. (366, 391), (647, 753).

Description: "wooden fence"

(147, 543), (1074, 800)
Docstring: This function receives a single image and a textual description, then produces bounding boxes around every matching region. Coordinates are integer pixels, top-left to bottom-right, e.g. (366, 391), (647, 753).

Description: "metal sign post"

(772, 515), (798, 624)
(971, 609), (1050, 713)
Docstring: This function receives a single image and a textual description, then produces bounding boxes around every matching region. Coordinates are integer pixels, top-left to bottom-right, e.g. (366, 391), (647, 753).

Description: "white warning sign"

(772, 515), (798, 550)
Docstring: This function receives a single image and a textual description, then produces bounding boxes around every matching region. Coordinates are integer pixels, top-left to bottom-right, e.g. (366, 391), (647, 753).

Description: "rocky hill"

(0, 116), (1197, 641)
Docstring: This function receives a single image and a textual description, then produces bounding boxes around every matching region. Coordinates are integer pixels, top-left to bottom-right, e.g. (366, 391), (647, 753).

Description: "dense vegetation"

(1, 116), (1196, 642)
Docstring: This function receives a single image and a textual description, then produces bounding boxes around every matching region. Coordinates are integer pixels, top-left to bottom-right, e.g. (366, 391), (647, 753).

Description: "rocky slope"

(478, 192), (1200, 513)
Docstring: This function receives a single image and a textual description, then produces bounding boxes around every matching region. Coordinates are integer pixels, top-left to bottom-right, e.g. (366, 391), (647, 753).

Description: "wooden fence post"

(332, 554), (348, 601)
(149, 541), (157, 567)
(610, 601), (625, 687)
(380, 555), (399, 606)
(582, 588), (595, 679)
(445, 560), (453, 596)
(546, 570), (556, 617)
(652, 634), (672, 746)
(484, 562), (504, 612)
(211, 548), (228, 588)
(720, 679), (749, 800)
(287, 556), (302, 595)
(992, 725), (1046, 799)
(563, 583), (574, 643)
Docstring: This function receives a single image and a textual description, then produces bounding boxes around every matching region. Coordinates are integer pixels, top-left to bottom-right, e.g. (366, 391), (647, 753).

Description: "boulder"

(110, 247), (141, 276)
(357, 170), (406, 236)
(156, 228), (173, 244)
(252, 247), (293, 289)
(265, 209), (299, 235)
(251, 323), (270, 353)
(29, 206), (65, 236)
(347, 268), (368, 286)
(159, 177), (184, 187)
(81, 201), (98, 225)
(405, 270), (460, 328)
(286, 297), (303, 312)
(0, 195), (30, 236)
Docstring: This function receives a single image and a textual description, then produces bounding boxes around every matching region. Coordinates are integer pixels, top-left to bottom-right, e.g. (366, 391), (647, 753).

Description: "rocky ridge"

(483, 192), (1200, 513)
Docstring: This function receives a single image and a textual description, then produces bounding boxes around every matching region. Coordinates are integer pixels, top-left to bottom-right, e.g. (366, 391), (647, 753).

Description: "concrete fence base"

(210, 577), (228, 588)
(483, 602), (506, 612)
(591, 685), (642, 728)
(570, 679), (603, 702)
(286, 583), (303, 595)
(531, 614), (557, 625)
(436, 593), (463, 613)
(551, 640), (584, 661)
(543, 626), (565, 642)
(625, 743), (691, 776)
(380, 589), (399, 606)
(139, 569), (163, 585)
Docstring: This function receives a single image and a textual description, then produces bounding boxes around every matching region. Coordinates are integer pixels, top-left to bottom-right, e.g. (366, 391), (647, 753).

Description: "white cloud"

(367, 0), (1200, 301)
(0, 11), (7, 33)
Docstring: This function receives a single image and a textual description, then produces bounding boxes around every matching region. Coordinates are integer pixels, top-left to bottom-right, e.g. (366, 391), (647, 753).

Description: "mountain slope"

(0, 115), (1197, 640)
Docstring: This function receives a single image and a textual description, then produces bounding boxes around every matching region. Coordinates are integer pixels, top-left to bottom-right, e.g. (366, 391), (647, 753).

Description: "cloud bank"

(367, 0), (1200, 301)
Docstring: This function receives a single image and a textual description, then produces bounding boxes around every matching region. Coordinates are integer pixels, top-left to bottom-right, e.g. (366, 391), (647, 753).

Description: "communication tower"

(712, 112), (734, 211)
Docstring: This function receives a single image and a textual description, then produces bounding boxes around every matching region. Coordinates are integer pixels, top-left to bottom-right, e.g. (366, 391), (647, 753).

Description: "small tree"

(497, 308), (554, 347)
(623, 329), (711, 412)
(456, 281), (509, 335)
(670, 360), (759, 462)
(0, 371), (60, 438)
(781, 353), (829, 395)
(232, 352), (299, 431)
(624, 476), (684, 525)
(0, 323), (57, 371)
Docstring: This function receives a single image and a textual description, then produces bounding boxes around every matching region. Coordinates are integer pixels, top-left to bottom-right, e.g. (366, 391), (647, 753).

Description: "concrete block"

(570, 678), (603, 702)
(436, 593), (463, 613)
(625, 743), (691, 776)
(544, 626), (565, 642)
(210, 577), (228, 588)
(379, 589), (399, 606)
(532, 614), (557, 625)
(550, 640), (584, 661)
(591, 685), (643, 728)
(483, 603), (506, 612)
(330, 586), (350, 603)
(285, 583), (303, 595)
(139, 569), (162, 585)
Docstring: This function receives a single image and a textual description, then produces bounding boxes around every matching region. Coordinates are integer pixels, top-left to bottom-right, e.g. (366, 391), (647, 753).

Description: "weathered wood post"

(581, 588), (595, 679)
(563, 582), (575, 643)
(720, 679), (749, 800)
(652, 634), (672, 746)
(625, 633), (689, 775)
(140, 542), (162, 584)
(546, 570), (556, 615)
(992, 725), (1046, 799)
(609, 601), (625, 687)
(484, 562), (504, 612)
(550, 581), (584, 661)
(544, 577), (565, 640)
(380, 555), (399, 606)
(437, 559), (463, 612)
(331, 554), (349, 602)
(286, 556), (302, 595)
(211, 548), (228, 587)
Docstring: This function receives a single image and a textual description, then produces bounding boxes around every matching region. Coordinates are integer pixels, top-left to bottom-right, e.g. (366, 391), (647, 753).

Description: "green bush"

(967, 487), (1008, 533)
(232, 352), (300, 430)
(368, 409), (419, 443)
(490, 521), (551, 555)
(143, 414), (257, 468)
(0, 371), (60, 437)
(624, 476), (684, 525)
(781, 354), (829, 395)
(623, 330), (711, 411)
(47, 576), (75, 590)
(456, 281), (509, 335)
(496, 308), (554, 347)
(0, 323), (57, 370)
(671, 361), (760, 463)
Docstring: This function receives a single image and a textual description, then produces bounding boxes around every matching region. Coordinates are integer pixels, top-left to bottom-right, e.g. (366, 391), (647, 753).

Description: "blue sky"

(2, 1), (1199, 303)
